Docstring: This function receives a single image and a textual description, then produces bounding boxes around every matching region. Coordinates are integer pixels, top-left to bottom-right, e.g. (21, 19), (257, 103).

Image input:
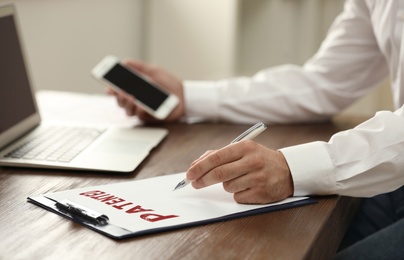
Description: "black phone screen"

(104, 64), (168, 110)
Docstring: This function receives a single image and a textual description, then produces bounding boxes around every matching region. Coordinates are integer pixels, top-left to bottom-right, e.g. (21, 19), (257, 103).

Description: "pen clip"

(55, 199), (109, 226)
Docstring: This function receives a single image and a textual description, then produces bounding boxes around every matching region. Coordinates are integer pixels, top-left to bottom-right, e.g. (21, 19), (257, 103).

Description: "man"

(109, 0), (404, 258)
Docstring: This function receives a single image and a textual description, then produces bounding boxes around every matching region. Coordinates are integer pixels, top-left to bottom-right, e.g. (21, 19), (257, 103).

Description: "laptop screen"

(0, 13), (36, 135)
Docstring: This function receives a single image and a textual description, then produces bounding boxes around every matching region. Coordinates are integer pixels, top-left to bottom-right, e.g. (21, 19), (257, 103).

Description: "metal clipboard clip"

(55, 199), (109, 226)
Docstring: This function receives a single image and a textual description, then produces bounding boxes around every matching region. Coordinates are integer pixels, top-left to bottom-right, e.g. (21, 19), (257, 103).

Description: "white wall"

(237, 0), (345, 74)
(143, 0), (239, 80)
(144, 0), (345, 79)
(1, 0), (144, 94)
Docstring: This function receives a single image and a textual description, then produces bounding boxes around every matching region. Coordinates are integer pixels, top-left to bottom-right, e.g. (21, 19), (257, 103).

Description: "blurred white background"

(2, 0), (393, 116)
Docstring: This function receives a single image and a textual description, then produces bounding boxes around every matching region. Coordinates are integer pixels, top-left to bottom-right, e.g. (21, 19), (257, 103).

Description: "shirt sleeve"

(281, 104), (404, 197)
(183, 0), (388, 125)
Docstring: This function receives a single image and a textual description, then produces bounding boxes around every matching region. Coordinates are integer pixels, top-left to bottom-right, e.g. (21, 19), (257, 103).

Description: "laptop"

(0, 4), (168, 172)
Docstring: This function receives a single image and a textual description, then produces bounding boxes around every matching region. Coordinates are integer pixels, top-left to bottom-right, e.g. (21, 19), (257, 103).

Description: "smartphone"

(91, 55), (179, 120)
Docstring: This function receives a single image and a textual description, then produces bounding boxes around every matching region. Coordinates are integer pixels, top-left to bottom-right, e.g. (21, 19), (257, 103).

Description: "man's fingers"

(191, 154), (253, 189)
(124, 59), (158, 78)
(187, 144), (243, 181)
(233, 189), (268, 204)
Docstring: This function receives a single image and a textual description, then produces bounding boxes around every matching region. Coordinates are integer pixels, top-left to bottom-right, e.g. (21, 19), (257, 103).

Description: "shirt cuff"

(279, 141), (336, 196)
(183, 80), (220, 122)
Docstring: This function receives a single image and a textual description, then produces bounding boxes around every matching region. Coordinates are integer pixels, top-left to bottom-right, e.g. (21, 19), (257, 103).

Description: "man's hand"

(107, 59), (185, 123)
(186, 140), (294, 204)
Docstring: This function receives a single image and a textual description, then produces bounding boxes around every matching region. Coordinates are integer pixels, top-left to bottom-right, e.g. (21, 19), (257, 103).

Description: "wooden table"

(0, 119), (362, 260)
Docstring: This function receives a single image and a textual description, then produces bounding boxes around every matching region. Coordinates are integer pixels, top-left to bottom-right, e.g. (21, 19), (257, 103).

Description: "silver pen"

(173, 122), (267, 191)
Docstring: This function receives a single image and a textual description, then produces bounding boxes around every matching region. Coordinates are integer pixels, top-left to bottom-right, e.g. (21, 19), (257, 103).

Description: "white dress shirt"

(183, 0), (404, 197)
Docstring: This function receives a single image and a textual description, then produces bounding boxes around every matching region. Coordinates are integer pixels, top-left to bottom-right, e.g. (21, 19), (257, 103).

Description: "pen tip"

(173, 180), (185, 191)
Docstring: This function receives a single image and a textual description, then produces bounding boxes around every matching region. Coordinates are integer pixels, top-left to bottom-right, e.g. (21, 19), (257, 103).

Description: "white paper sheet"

(34, 173), (311, 234)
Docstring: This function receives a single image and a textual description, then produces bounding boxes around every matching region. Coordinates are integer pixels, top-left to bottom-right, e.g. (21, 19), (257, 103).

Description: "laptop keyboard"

(5, 126), (105, 163)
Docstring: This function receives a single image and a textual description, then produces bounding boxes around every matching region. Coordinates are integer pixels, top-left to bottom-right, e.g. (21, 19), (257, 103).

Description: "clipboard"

(27, 173), (317, 240)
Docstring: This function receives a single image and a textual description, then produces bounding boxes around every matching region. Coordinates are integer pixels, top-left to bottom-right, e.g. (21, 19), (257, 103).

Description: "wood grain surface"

(0, 119), (363, 260)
